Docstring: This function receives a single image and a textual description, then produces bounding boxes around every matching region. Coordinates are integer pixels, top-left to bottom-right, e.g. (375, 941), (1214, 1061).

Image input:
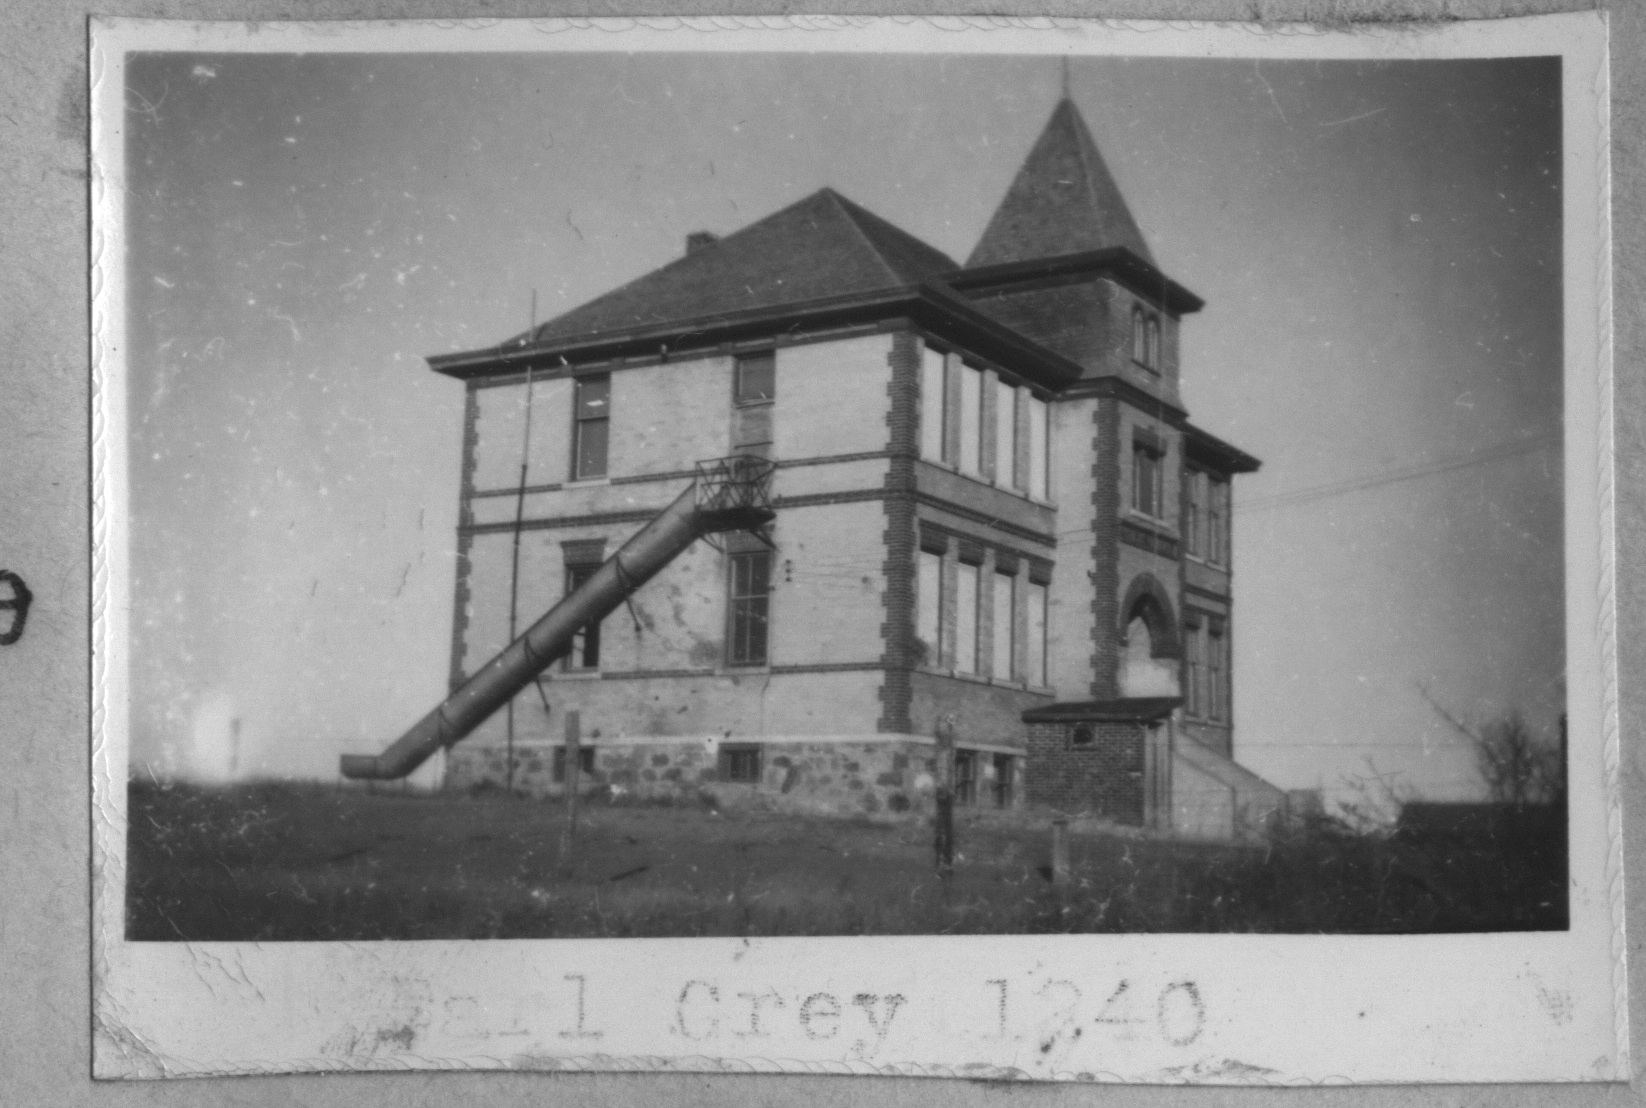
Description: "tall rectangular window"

(1133, 442), (1163, 518)
(1207, 477), (1228, 566)
(920, 345), (946, 462)
(916, 549), (942, 666)
(1184, 620), (1203, 716)
(727, 552), (771, 666)
(958, 364), (983, 475)
(1208, 625), (1227, 721)
(1183, 470), (1203, 558)
(734, 350), (775, 404)
(1026, 580), (1048, 687)
(994, 379), (1017, 488)
(1027, 395), (1048, 500)
(955, 562), (980, 675)
(564, 563), (602, 670)
(573, 375), (610, 480)
(992, 570), (1014, 680)
(954, 750), (977, 806)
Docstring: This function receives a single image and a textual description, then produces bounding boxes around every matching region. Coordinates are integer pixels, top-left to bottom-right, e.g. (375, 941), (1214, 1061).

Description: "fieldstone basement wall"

(446, 738), (1025, 819)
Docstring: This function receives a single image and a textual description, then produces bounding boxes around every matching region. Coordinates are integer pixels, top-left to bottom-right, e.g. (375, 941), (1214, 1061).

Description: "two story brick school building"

(431, 98), (1287, 838)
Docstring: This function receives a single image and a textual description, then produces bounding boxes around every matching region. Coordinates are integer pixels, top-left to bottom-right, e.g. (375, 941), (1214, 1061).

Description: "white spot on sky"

(231, 180), (244, 187)
(153, 275), (175, 288)
(191, 64), (217, 82)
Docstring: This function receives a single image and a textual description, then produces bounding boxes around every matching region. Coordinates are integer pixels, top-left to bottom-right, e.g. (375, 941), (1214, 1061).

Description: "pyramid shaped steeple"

(967, 99), (1154, 269)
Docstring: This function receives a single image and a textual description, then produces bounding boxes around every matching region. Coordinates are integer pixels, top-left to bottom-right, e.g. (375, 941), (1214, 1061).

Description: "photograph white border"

(89, 12), (1621, 1084)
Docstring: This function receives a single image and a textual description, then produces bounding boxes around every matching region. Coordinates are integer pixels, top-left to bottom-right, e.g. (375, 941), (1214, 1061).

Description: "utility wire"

(1235, 432), (1556, 516)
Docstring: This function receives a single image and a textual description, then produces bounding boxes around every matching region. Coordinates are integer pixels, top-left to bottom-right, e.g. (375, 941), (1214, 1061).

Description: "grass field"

(124, 780), (1567, 940)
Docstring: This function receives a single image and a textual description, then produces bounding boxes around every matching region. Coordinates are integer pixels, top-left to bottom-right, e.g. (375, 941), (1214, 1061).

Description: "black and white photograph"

(89, 14), (1619, 1083)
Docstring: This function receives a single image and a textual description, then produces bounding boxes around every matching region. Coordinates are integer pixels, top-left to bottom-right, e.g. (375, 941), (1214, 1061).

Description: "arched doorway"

(1119, 574), (1180, 698)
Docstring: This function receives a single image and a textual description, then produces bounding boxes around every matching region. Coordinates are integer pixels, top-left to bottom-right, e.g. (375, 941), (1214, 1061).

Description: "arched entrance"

(1119, 574), (1180, 698)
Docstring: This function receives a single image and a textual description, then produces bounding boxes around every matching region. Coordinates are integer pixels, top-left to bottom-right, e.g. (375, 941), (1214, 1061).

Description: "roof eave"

(1183, 421), (1262, 474)
(427, 283), (1087, 393)
(950, 247), (1204, 316)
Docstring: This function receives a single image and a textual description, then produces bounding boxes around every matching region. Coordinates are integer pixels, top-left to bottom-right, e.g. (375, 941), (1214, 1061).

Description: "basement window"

(720, 743), (763, 784)
(1070, 723), (1096, 748)
(552, 746), (596, 783)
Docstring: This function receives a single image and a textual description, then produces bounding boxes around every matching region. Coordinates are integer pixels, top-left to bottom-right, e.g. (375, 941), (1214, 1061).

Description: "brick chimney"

(686, 231), (719, 254)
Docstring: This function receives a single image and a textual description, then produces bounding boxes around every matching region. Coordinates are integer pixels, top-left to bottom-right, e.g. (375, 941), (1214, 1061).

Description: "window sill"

(565, 476), (612, 489)
(556, 669), (603, 681)
(1125, 509), (1178, 534)
(718, 664), (771, 676)
(1130, 358), (1162, 375)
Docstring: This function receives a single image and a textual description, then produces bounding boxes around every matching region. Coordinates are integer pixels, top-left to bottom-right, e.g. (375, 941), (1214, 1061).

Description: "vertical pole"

(1050, 817), (1070, 887)
(934, 714), (955, 882)
(560, 710), (581, 869)
(505, 361), (539, 796)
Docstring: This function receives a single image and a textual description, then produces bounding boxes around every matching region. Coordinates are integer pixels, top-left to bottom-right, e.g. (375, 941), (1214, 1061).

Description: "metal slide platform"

(339, 455), (775, 780)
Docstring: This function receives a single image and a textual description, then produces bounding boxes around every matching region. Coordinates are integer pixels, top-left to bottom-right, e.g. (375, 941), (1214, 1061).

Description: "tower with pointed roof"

(424, 97), (1280, 838)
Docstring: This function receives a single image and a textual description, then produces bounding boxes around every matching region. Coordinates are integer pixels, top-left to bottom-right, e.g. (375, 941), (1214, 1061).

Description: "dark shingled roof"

(967, 99), (1155, 269)
(519, 187), (959, 347)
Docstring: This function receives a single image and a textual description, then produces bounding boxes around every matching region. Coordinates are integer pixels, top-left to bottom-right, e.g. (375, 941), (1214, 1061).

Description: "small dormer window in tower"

(1131, 306), (1162, 372)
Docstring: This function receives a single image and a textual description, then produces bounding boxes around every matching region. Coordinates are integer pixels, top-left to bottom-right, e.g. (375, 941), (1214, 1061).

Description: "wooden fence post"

(1050, 817), (1070, 888)
(934, 714), (956, 881)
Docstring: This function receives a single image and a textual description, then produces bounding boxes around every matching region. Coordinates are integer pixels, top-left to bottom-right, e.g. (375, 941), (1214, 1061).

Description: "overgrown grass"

(124, 780), (1565, 941)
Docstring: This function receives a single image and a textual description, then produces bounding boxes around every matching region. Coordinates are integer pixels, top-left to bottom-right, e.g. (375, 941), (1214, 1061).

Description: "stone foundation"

(445, 734), (1026, 819)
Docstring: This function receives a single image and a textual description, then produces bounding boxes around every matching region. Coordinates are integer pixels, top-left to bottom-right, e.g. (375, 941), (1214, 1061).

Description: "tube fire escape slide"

(339, 456), (776, 781)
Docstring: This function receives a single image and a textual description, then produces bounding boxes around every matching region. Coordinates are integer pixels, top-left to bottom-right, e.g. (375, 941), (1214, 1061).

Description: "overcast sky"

(122, 48), (1564, 804)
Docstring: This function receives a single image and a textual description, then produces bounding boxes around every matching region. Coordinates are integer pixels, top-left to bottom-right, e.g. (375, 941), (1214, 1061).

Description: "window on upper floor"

(958, 362), (983, 476)
(734, 350), (775, 405)
(731, 351), (775, 458)
(1027, 394), (1049, 500)
(572, 374), (610, 480)
(726, 550), (772, 667)
(1206, 476), (1229, 566)
(994, 375), (1017, 490)
(1132, 437), (1165, 519)
(921, 343), (1049, 500)
(920, 345), (947, 463)
(1183, 468), (1204, 558)
(1131, 306), (1162, 372)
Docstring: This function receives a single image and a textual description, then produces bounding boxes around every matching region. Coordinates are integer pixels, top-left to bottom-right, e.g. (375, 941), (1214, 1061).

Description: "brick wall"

(878, 329), (920, 732)
(1088, 397), (1122, 698)
(1024, 719), (1145, 824)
